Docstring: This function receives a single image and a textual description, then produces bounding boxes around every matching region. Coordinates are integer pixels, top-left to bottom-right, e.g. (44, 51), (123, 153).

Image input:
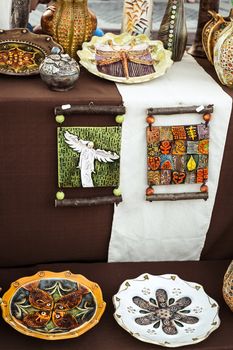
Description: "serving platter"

(77, 32), (173, 84)
(1, 271), (106, 340)
(0, 28), (62, 75)
(113, 273), (220, 347)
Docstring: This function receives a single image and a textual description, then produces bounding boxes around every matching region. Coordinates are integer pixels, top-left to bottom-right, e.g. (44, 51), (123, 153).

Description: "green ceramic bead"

(55, 114), (65, 124)
(113, 188), (122, 197)
(56, 191), (65, 200)
(115, 115), (124, 124)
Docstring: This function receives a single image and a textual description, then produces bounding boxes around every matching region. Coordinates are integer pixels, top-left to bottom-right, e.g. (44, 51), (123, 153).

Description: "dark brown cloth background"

(0, 70), (122, 266)
(0, 60), (232, 349)
(0, 61), (232, 267)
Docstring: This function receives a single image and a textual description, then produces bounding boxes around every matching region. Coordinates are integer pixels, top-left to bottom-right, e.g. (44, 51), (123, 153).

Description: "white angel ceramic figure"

(64, 131), (119, 187)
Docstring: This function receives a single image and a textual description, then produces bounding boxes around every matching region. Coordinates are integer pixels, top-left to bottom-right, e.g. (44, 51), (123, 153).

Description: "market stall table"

(0, 58), (232, 349)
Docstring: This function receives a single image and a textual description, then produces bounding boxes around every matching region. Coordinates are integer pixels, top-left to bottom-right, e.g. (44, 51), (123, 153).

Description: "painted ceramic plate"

(77, 33), (173, 84)
(1, 271), (106, 340)
(113, 273), (220, 347)
(0, 28), (62, 76)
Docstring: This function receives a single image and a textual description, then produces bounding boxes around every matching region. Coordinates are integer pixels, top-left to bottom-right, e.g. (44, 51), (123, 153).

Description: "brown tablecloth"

(0, 59), (232, 350)
(0, 61), (232, 267)
(0, 69), (122, 266)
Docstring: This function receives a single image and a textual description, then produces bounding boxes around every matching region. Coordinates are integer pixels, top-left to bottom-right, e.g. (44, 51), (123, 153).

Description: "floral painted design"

(0, 45), (42, 74)
(133, 289), (199, 335)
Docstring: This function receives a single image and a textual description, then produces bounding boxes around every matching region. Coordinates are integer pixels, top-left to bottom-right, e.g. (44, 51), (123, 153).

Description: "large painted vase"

(213, 19), (233, 88)
(41, 0), (97, 59)
(223, 260), (233, 312)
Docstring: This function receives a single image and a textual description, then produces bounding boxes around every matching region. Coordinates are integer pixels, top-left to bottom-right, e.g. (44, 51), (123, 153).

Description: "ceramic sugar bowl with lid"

(39, 47), (80, 91)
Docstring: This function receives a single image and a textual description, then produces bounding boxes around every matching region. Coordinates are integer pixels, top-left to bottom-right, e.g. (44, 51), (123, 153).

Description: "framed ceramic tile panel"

(145, 105), (213, 201)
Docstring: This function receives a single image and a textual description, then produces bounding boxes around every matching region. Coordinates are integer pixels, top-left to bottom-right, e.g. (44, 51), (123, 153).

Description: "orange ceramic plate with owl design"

(1, 271), (106, 340)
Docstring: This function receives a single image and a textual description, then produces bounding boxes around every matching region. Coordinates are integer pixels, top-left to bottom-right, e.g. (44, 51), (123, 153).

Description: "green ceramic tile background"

(58, 126), (121, 188)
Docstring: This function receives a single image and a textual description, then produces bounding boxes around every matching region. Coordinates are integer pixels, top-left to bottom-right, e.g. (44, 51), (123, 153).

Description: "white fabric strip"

(108, 53), (232, 262)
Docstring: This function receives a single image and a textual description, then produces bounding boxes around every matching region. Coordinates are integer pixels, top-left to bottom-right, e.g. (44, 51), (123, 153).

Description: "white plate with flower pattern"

(113, 273), (220, 347)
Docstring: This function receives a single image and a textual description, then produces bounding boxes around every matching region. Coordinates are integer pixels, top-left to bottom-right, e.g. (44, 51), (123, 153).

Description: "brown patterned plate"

(1, 271), (106, 340)
(0, 28), (62, 76)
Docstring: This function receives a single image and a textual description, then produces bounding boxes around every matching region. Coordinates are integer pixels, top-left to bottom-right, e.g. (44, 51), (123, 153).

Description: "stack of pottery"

(223, 261), (233, 312)
(202, 9), (233, 87)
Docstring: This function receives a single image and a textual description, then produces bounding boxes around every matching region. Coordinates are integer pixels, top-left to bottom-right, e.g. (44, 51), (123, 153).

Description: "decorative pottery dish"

(1, 271), (106, 340)
(77, 32), (173, 84)
(0, 28), (62, 76)
(223, 260), (233, 312)
(113, 273), (220, 347)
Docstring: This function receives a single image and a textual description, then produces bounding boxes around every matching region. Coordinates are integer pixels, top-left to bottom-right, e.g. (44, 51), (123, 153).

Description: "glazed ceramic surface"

(223, 261), (233, 312)
(202, 10), (232, 64)
(39, 48), (80, 91)
(113, 273), (220, 347)
(214, 20), (233, 88)
(1, 271), (106, 340)
(158, 0), (187, 62)
(121, 0), (153, 37)
(0, 28), (62, 76)
(78, 33), (173, 84)
(41, 0), (97, 59)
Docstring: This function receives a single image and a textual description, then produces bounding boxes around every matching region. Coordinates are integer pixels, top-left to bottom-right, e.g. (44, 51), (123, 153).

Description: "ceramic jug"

(41, 0), (97, 59)
(213, 18), (233, 88)
(223, 260), (233, 311)
(158, 0), (187, 61)
(121, 0), (153, 38)
(202, 9), (233, 64)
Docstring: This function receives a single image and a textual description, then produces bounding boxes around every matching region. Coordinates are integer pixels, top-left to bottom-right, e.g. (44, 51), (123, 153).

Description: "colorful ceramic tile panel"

(147, 124), (209, 185)
(58, 126), (121, 188)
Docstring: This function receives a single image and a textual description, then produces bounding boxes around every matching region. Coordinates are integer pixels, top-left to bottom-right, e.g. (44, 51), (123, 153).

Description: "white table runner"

(108, 53), (232, 262)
